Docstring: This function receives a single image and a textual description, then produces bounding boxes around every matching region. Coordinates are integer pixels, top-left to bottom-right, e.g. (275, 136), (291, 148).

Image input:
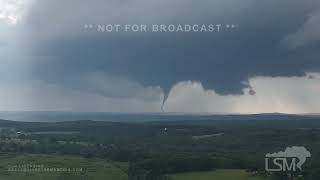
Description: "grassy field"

(0, 153), (128, 180)
(171, 169), (272, 180)
(0, 154), (273, 180)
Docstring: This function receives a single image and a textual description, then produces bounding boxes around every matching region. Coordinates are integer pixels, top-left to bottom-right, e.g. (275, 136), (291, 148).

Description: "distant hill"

(0, 113), (319, 131)
(0, 111), (319, 123)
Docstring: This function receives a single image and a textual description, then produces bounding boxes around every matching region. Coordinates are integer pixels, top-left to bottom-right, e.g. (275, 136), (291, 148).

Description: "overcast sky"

(0, 0), (320, 113)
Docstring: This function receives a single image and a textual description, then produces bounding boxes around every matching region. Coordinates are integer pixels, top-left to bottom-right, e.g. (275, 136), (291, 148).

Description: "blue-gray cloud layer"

(22, 0), (320, 102)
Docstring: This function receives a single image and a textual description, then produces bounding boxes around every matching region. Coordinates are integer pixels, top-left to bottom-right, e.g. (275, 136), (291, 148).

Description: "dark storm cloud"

(25, 0), (320, 102)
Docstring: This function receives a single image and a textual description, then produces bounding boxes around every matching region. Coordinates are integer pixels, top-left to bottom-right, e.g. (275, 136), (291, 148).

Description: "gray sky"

(0, 0), (320, 113)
